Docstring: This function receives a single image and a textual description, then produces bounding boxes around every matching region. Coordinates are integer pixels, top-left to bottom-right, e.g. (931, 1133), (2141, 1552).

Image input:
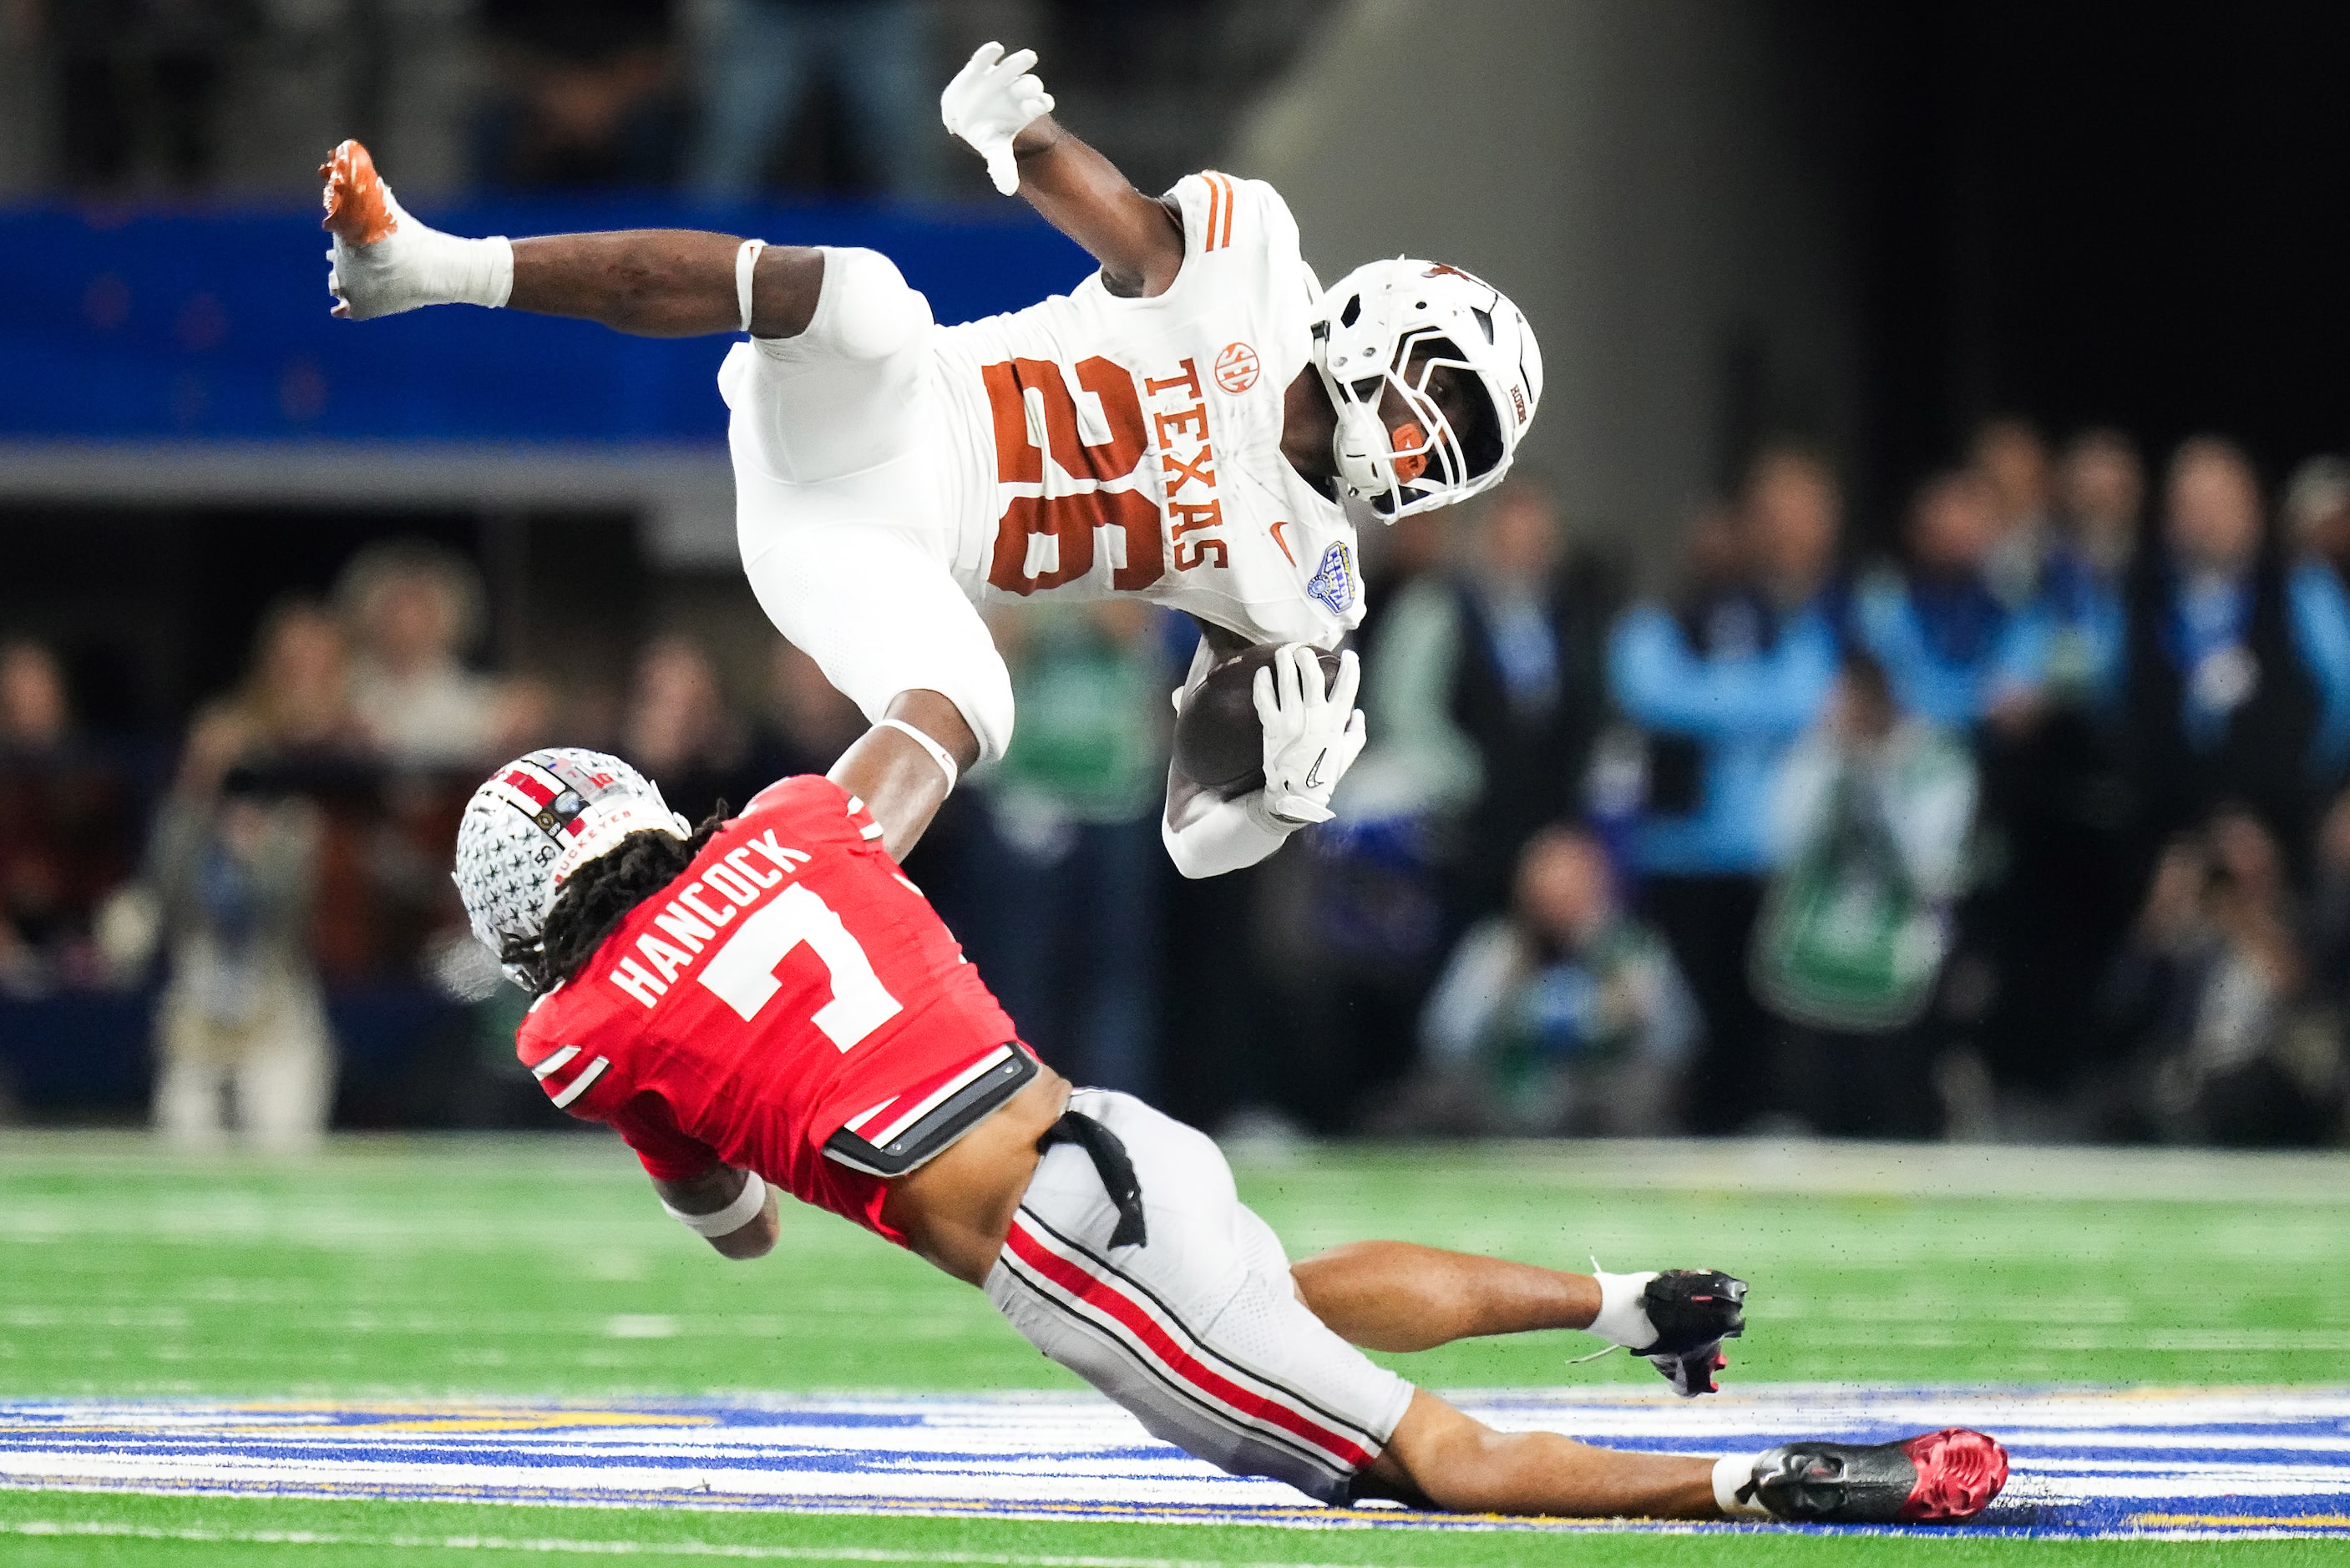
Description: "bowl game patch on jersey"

(1306, 542), (1356, 616)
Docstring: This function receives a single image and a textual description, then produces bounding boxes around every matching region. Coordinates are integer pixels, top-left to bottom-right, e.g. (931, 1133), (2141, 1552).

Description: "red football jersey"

(514, 776), (1022, 1245)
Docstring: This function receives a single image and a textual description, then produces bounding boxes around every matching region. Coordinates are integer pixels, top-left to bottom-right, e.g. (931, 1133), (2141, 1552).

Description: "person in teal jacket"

(1606, 447), (1843, 1132)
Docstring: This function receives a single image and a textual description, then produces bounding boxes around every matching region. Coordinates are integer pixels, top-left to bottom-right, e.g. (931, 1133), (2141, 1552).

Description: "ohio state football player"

(448, 741), (2008, 1525)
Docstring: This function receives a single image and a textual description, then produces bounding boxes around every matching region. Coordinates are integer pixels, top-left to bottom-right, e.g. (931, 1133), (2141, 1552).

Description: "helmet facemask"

(1324, 330), (1499, 521)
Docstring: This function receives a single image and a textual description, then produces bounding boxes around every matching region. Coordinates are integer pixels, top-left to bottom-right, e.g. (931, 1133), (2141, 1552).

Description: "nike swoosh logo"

(1304, 748), (1328, 790)
(1269, 520), (1296, 566)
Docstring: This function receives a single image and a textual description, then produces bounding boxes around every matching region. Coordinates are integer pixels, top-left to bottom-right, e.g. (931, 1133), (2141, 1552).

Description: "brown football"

(1172, 644), (1345, 797)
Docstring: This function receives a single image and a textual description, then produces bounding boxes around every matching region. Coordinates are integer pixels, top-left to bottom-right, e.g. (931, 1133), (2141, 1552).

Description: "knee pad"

(813, 246), (932, 362)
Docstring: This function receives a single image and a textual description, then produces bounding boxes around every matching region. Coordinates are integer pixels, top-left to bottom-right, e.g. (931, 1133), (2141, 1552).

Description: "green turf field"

(2, 1132), (2346, 1564)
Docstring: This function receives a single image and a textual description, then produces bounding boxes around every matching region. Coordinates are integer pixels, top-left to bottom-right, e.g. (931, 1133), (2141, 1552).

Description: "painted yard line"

(3, 1389), (2346, 1540)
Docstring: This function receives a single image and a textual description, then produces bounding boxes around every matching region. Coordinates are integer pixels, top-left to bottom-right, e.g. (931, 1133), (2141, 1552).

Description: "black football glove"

(1628, 1268), (1747, 1396)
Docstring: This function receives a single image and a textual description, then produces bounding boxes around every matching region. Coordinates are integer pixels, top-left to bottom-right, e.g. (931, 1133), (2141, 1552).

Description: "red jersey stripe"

(1005, 1218), (1375, 1471)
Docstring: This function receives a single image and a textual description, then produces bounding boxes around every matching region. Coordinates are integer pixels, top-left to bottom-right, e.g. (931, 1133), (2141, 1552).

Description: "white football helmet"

(452, 747), (690, 986)
(1310, 258), (1542, 520)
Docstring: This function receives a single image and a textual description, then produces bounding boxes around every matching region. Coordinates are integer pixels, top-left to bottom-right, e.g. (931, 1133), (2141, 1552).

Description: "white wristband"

(661, 1170), (767, 1237)
(876, 717), (959, 794)
(1588, 1268), (1661, 1348)
(736, 238), (767, 333)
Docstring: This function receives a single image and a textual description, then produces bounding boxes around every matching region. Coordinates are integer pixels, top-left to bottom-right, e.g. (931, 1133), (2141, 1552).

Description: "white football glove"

(1252, 645), (1366, 827)
(939, 42), (1054, 195)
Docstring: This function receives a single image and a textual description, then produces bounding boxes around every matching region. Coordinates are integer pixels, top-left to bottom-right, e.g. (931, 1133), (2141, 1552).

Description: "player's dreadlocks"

(501, 807), (728, 996)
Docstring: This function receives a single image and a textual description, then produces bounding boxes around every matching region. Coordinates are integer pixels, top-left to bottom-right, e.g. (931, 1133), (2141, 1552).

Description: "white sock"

(1587, 1269), (1659, 1349)
(1713, 1451), (1771, 1517)
(329, 186), (512, 320)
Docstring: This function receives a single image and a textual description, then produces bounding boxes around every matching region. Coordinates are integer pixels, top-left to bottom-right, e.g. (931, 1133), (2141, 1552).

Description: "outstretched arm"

(940, 43), (1184, 299)
(1010, 119), (1184, 298)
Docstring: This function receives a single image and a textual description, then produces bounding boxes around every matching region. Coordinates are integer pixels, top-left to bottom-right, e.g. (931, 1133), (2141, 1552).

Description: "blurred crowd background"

(2, 1), (2347, 1151)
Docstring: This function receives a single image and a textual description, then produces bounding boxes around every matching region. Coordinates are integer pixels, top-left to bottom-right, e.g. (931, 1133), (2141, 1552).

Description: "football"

(1172, 644), (1345, 797)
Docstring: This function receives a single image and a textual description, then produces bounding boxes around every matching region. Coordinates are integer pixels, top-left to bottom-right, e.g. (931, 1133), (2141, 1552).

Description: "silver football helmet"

(452, 747), (689, 986)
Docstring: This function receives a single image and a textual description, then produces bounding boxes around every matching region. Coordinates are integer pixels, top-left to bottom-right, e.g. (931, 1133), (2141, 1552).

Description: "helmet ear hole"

(1340, 294), (1362, 328)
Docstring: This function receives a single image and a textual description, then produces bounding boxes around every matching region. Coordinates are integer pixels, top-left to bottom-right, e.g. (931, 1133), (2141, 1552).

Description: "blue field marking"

(0, 1386), (2344, 1539)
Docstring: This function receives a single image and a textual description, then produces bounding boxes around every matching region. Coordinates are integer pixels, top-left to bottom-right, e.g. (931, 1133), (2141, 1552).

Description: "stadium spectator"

(1608, 448), (1842, 1133)
(757, 638), (869, 779)
(971, 602), (1167, 1097)
(0, 639), (139, 994)
(2094, 807), (2342, 1146)
(337, 541), (504, 771)
(2118, 437), (2350, 856)
(1972, 416), (2057, 611)
(2043, 428), (2144, 707)
(31, 0), (258, 192)
(1402, 824), (1694, 1136)
(1752, 652), (1978, 1139)
(1427, 475), (1623, 927)
(475, 0), (681, 188)
(2284, 455), (2350, 588)
(622, 633), (766, 825)
(1969, 429), (2147, 1116)
(144, 602), (357, 1151)
(1341, 508), (1479, 826)
(2307, 788), (2350, 1014)
(1852, 469), (2047, 731)
(686, 0), (937, 199)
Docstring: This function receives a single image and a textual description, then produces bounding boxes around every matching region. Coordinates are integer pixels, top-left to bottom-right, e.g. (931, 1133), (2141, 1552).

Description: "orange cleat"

(321, 139), (398, 247)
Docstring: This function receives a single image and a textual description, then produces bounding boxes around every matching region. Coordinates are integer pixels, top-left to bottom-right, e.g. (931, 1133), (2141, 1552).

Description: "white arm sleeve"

(1161, 791), (1298, 879)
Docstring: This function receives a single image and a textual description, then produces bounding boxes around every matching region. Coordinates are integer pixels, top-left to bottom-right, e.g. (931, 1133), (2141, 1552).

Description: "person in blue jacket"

(1608, 445), (1842, 1132)
(2120, 436), (2350, 857)
(1851, 470), (2049, 732)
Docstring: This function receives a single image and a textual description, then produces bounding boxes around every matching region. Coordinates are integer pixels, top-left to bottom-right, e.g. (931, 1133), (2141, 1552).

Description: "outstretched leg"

(321, 139), (823, 337)
(1292, 1241), (1603, 1351)
(1294, 1243), (1736, 1512)
(1293, 1241), (1745, 1399)
(1369, 1389), (1721, 1518)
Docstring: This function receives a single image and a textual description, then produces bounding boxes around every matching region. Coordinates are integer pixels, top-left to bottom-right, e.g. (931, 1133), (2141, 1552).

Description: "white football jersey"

(928, 173), (1364, 648)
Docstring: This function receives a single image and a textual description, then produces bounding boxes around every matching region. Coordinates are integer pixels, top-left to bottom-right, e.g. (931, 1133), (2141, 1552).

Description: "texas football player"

(450, 742), (2010, 1524)
(323, 42), (1538, 874)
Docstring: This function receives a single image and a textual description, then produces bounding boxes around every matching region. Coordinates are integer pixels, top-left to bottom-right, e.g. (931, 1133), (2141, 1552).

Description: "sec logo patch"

(1214, 341), (1259, 395)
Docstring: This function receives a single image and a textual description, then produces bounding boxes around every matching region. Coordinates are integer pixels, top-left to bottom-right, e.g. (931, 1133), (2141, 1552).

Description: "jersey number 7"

(696, 883), (904, 1050)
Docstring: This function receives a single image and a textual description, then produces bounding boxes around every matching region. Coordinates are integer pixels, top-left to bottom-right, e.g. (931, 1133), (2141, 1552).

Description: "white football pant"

(986, 1090), (1415, 1503)
(721, 245), (1015, 764)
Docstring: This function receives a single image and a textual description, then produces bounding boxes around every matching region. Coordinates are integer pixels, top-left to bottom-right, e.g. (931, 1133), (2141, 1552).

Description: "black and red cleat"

(1742, 1427), (2010, 1524)
(1630, 1269), (1746, 1397)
